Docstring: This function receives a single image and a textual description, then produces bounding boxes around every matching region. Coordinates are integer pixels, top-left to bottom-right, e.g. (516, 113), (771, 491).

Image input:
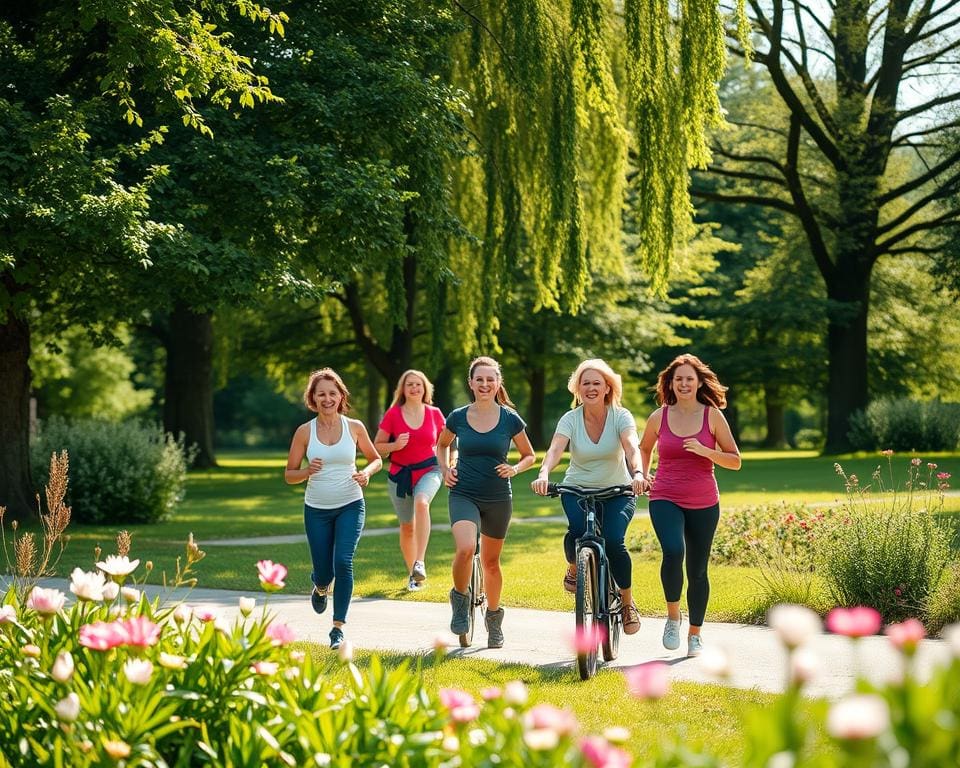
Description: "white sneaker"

(687, 634), (704, 657)
(662, 617), (681, 650)
(407, 576), (422, 592)
(412, 560), (427, 583)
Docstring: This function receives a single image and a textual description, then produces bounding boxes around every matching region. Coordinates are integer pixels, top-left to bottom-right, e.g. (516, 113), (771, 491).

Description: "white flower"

(790, 648), (819, 685)
(26, 586), (66, 616)
(603, 726), (631, 744)
(55, 693), (81, 722)
(698, 645), (731, 678)
(826, 694), (890, 740)
(51, 651), (75, 683)
(103, 582), (120, 601)
(123, 659), (154, 685)
(442, 735), (460, 752)
(120, 586), (139, 603)
(96, 555), (140, 578)
(238, 597), (256, 616)
(158, 653), (188, 670)
(503, 680), (529, 705)
(70, 567), (106, 602)
(0, 604), (17, 624)
(337, 640), (354, 663)
(523, 729), (560, 751)
(172, 604), (193, 625)
(768, 604), (822, 649)
(467, 728), (487, 746)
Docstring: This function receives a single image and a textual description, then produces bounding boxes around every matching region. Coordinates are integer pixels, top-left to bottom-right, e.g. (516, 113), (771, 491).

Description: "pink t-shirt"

(378, 404), (446, 486)
(649, 406), (720, 509)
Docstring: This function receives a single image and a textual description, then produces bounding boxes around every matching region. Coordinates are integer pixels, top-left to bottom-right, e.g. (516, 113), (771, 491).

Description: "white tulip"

(54, 693), (81, 722)
(238, 597), (256, 616)
(51, 651), (75, 683)
(768, 604), (822, 649)
(826, 694), (890, 740)
(123, 659), (154, 685)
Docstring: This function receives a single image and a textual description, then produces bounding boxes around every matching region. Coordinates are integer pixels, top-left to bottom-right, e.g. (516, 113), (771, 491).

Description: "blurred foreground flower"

(581, 735), (632, 767)
(826, 606), (882, 638)
(826, 694), (890, 740)
(439, 687), (480, 723)
(624, 662), (669, 700)
(256, 560), (287, 592)
(768, 604), (821, 649)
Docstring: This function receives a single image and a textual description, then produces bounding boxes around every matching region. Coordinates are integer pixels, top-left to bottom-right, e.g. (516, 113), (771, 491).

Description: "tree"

(0, 1), (282, 515)
(697, 0), (960, 451)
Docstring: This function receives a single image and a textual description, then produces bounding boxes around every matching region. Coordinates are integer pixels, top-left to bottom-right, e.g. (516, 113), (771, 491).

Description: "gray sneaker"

(449, 588), (471, 635)
(407, 576), (422, 592)
(662, 617), (681, 651)
(412, 560), (427, 583)
(485, 607), (505, 648)
(687, 634), (704, 657)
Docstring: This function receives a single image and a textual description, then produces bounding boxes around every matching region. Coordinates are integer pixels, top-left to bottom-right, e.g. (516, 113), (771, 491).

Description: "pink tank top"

(649, 407), (719, 509)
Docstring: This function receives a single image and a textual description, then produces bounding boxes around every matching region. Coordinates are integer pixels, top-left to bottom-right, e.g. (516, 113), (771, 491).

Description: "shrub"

(848, 397), (960, 451)
(31, 417), (193, 524)
(928, 562), (960, 635)
(816, 458), (954, 623)
(792, 428), (824, 450)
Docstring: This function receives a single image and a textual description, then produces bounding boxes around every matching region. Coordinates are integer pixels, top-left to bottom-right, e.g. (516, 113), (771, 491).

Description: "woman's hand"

(352, 470), (370, 488)
(394, 432), (410, 450)
(530, 477), (550, 496)
(443, 466), (459, 488)
(682, 438), (711, 457)
(495, 463), (519, 479)
(306, 458), (324, 475)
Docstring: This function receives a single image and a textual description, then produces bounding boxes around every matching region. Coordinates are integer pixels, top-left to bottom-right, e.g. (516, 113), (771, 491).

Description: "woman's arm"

(496, 430), (537, 479)
(284, 424), (319, 484)
(619, 426), (649, 495)
(637, 409), (662, 485)
(682, 408), (741, 470)
(373, 428), (410, 458)
(436, 427), (458, 488)
(352, 420), (384, 487)
(530, 433), (569, 495)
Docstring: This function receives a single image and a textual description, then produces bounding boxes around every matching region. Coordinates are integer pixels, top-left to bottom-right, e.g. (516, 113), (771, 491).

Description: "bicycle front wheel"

(602, 568), (621, 661)
(462, 553), (482, 647)
(575, 547), (600, 680)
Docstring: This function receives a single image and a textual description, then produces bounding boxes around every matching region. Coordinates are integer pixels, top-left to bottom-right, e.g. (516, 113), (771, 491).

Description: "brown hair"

(567, 359), (623, 408)
(303, 368), (352, 413)
(468, 356), (516, 409)
(389, 369), (435, 408)
(654, 354), (727, 409)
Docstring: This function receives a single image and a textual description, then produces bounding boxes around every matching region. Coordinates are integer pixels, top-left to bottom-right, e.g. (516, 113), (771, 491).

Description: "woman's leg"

(649, 499), (686, 621)
(479, 534), (505, 611)
(413, 494), (432, 563)
(599, 496), (636, 604)
(330, 499), (365, 626)
(451, 520), (477, 592)
(303, 504), (336, 591)
(683, 503), (720, 633)
(561, 493), (587, 583)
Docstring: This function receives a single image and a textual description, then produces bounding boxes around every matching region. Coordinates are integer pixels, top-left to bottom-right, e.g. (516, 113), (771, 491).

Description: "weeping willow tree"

(447, 0), (735, 350)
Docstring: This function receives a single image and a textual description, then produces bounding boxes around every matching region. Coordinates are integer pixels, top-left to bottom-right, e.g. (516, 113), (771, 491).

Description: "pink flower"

(581, 736), (632, 768)
(937, 472), (951, 481)
(825, 607), (882, 638)
(525, 703), (578, 735)
(251, 660), (279, 676)
(265, 622), (296, 646)
(79, 621), (129, 651)
(194, 608), (218, 623)
(885, 619), (926, 653)
(881, 449), (894, 457)
(826, 694), (890, 740)
(927, 463), (937, 470)
(0, 605), (17, 624)
(480, 687), (502, 701)
(438, 687), (480, 723)
(624, 662), (669, 700)
(256, 560), (287, 592)
(26, 586), (66, 616)
(911, 458), (922, 466)
(121, 616), (161, 647)
(569, 624), (607, 654)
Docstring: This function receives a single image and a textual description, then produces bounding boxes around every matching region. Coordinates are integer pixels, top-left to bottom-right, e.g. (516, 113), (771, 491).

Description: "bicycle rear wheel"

(602, 568), (621, 661)
(462, 553), (483, 647)
(575, 547), (600, 680)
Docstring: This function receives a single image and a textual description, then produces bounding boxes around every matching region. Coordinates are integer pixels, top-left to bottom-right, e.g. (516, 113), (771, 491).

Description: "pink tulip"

(885, 619), (926, 654)
(880, 449), (894, 457)
(524, 703), (578, 735)
(265, 622), (296, 646)
(825, 607), (882, 638)
(480, 686), (502, 701)
(79, 620), (129, 651)
(256, 560), (287, 592)
(581, 736), (633, 768)
(121, 616), (161, 647)
(251, 661), (279, 676)
(624, 662), (669, 700)
(439, 687), (480, 723)
(26, 586), (66, 616)
(569, 624), (607, 654)
(194, 608), (218, 623)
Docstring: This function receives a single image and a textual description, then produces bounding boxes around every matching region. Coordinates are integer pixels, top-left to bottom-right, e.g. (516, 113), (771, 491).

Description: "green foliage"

(31, 419), (193, 525)
(848, 398), (960, 452)
(817, 460), (954, 623)
(792, 429), (824, 450)
(927, 562), (960, 635)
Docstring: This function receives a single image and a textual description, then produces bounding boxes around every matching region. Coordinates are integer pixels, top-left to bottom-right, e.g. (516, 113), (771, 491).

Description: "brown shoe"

(563, 569), (576, 593)
(623, 602), (641, 635)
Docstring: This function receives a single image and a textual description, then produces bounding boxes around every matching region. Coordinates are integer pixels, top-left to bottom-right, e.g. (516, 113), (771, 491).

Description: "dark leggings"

(648, 499), (720, 627)
(561, 493), (636, 589)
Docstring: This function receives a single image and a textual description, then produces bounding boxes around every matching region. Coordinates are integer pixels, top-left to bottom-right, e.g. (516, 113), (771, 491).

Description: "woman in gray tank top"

(285, 368), (382, 650)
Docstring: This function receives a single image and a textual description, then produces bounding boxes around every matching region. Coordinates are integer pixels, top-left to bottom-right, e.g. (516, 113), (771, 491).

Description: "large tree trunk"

(527, 364), (547, 449)
(0, 302), (34, 519)
(163, 303), (217, 468)
(762, 383), (787, 449)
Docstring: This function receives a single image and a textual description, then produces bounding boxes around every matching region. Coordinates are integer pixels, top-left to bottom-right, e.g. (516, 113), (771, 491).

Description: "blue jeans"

(561, 493), (636, 589)
(304, 499), (365, 623)
(649, 499), (720, 627)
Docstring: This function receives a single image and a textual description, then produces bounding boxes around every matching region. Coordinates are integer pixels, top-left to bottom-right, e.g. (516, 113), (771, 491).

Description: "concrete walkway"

(42, 578), (952, 700)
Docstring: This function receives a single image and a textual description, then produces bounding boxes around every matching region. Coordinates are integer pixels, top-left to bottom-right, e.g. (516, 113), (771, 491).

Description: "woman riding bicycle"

(531, 359), (647, 635)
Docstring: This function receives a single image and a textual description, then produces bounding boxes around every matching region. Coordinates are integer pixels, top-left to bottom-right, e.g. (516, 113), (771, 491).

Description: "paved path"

(42, 579), (952, 700)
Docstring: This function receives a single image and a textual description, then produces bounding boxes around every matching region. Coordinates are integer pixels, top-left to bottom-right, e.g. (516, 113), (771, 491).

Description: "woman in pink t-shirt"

(639, 354), (741, 658)
(374, 370), (448, 592)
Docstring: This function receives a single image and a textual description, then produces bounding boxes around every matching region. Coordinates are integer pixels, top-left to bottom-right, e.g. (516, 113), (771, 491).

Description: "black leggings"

(648, 500), (720, 627)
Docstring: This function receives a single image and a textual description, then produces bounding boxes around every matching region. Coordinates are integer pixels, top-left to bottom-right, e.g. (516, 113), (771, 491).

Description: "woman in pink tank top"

(638, 354), (741, 659)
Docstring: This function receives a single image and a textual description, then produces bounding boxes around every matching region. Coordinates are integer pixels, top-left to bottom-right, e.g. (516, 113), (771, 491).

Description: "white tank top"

(304, 416), (364, 509)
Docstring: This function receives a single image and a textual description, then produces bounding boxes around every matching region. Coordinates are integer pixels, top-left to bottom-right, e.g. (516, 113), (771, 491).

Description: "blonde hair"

(303, 368), (351, 413)
(567, 359), (623, 408)
(468, 356), (516, 409)
(389, 369), (435, 408)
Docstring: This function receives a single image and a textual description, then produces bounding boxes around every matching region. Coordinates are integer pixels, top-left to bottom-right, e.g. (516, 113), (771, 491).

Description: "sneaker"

(407, 576), (422, 592)
(449, 588), (471, 636)
(411, 560), (427, 583)
(562, 569), (576, 593)
(311, 584), (329, 615)
(485, 607), (505, 648)
(687, 634), (704, 657)
(662, 617), (681, 651)
(623, 602), (641, 635)
(329, 626), (344, 650)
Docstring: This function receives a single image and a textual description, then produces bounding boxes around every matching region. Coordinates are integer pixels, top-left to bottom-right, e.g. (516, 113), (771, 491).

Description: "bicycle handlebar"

(545, 483), (635, 499)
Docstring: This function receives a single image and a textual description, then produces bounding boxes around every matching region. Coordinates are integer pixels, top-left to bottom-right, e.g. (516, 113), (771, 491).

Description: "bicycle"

(547, 483), (633, 679)
(460, 529), (486, 647)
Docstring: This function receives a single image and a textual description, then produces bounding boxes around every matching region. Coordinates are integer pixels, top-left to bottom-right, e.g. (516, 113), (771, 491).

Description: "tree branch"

(878, 146), (960, 204)
(876, 209), (960, 254)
